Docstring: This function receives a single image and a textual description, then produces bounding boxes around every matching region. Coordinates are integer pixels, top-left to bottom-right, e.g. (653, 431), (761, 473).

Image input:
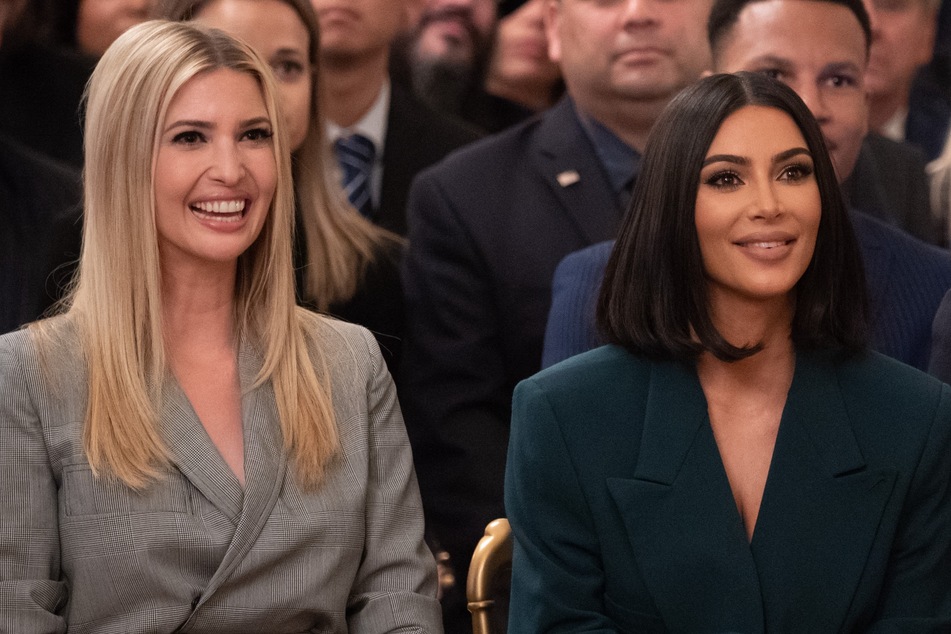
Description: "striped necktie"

(334, 133), (376, 218)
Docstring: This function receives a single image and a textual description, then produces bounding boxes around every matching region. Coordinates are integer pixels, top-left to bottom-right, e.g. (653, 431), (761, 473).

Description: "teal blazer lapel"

(752, 351), (897, 631)
(607, 360), (766, 633)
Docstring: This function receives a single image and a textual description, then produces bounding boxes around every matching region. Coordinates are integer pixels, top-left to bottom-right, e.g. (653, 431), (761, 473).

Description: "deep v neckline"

(705, 397), (787, 543)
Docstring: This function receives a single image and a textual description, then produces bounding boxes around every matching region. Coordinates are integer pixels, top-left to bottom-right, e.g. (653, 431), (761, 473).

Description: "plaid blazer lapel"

(177, 341), (289, 623)
(162, 379), (244, 523)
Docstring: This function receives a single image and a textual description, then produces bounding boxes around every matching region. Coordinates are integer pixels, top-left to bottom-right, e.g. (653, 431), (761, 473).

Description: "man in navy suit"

(400, 0), (714, 628)
(544, 0), (951, 373)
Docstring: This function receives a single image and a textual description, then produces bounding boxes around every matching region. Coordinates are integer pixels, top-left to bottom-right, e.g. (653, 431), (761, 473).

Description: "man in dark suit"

(400, 0), (714, 628)
(312, 0), (480, 236)
(843, 133), (938, 245)
(862, 0), (945, 161)
(0, 0), (92, 168)
(543, 0), (951, 373)
(0, 135), (82, 334)
(0, 4), (82, 333)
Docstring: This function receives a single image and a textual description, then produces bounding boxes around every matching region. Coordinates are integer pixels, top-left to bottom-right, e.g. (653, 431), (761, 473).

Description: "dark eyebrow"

(744, 55), (793, 71)
(820, 61), (862, 76)
(703, 147), (811, 168)
(273, 47), (304, 57)
(702, 154), (749, 167)
(773, 147), (811, 163)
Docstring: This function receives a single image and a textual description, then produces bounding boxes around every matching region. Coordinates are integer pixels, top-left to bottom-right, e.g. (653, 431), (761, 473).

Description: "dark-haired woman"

(505, 72), (951, 632)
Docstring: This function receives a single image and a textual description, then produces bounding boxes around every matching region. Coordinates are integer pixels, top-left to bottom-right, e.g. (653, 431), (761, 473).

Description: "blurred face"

(77, 0), (153, 57)
(413, 0), (497, 66)
(545, 0), (713, 109)
(154, 69), (277, 271)
(713, 0), (868, 182)
(488, 0), (561, 96)
(0, 0), (27, 48)
(863, 0), (936, 103)
(311, 0), (406, 62)
(195, 0), (312, 152)
(696, 106), (820, 309)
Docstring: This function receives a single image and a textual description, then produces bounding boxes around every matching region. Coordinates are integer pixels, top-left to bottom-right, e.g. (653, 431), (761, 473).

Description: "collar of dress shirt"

(326, 80), (390, 159)
(880, 108), (908, 143)
(572, 101), (641, 197)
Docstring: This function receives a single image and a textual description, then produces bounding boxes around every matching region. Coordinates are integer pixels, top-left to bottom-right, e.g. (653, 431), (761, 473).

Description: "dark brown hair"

(597, 72), (868, 362)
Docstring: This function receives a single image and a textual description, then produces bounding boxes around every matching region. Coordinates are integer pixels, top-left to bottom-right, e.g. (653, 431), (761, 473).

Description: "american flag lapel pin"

(557, 170), (580, 187)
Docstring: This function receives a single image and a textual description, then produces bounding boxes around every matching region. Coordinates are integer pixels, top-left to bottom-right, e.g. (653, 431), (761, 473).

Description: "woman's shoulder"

(0, 316), (85, 421)
(0, 315), (77, 369)
(296, 309), (383, 376)
(528, 345), (655, 391)
(833, 349), (947, 409)
(822, 349), (951, 457)
(517, 345), (659, 419)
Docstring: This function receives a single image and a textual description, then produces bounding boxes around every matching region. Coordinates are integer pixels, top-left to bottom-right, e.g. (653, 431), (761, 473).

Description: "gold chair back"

(467, 518), (513, 634)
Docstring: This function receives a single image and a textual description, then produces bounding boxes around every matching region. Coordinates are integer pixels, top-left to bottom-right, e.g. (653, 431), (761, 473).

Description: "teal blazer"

(505, 345), (951, 632)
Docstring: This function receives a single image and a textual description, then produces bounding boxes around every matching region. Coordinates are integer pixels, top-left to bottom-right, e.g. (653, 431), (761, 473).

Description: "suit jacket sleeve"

(0, 333), (67, 633)
(542, 243), (612, 369)
(505, 377), (621, 633)
(868, 383), (951, 630)
(346, 327), (443, 631)
(929, 289), (951, 383)
(400, 169), (512, 572)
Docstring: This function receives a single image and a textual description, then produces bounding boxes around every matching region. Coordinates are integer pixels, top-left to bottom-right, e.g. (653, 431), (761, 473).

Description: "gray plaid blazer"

(0, 314), (442, 633)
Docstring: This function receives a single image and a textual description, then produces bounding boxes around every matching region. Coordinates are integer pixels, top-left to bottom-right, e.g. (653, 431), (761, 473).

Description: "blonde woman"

(0, 20), (440, 632)
(158, 0), (405, 374)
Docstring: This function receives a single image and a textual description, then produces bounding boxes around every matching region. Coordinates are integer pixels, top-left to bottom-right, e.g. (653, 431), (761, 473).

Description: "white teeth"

(192, 199), (246, 214)
(747, 241), (787, 249)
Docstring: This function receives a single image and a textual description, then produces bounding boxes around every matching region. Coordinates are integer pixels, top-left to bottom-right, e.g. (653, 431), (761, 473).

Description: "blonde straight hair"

(156, 0), (400, 310)
(47, 20), (339, 489)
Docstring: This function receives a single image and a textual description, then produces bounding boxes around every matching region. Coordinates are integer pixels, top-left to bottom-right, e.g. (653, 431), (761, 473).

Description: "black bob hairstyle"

(597, 72), (868, 362)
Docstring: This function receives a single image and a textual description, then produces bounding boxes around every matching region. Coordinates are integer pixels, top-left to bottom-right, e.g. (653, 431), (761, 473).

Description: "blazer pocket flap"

(63, 465), (192, 517)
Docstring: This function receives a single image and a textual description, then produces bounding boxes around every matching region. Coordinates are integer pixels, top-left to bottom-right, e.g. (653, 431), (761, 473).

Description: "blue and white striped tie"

(334, 133), (376, 218)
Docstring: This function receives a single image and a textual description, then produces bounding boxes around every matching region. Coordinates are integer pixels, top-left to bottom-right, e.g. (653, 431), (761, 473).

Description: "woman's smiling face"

(695, 105), (821, 310)
(153, 68), (277, 272)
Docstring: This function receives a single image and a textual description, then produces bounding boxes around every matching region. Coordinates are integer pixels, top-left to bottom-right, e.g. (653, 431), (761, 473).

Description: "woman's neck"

(697, 292), (796, 397)
(161, 260), (237, 358)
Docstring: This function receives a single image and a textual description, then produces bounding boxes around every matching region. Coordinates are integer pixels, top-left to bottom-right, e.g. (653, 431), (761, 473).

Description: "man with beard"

(394, 0), (537, 132)
(400, 0), (714, 629)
